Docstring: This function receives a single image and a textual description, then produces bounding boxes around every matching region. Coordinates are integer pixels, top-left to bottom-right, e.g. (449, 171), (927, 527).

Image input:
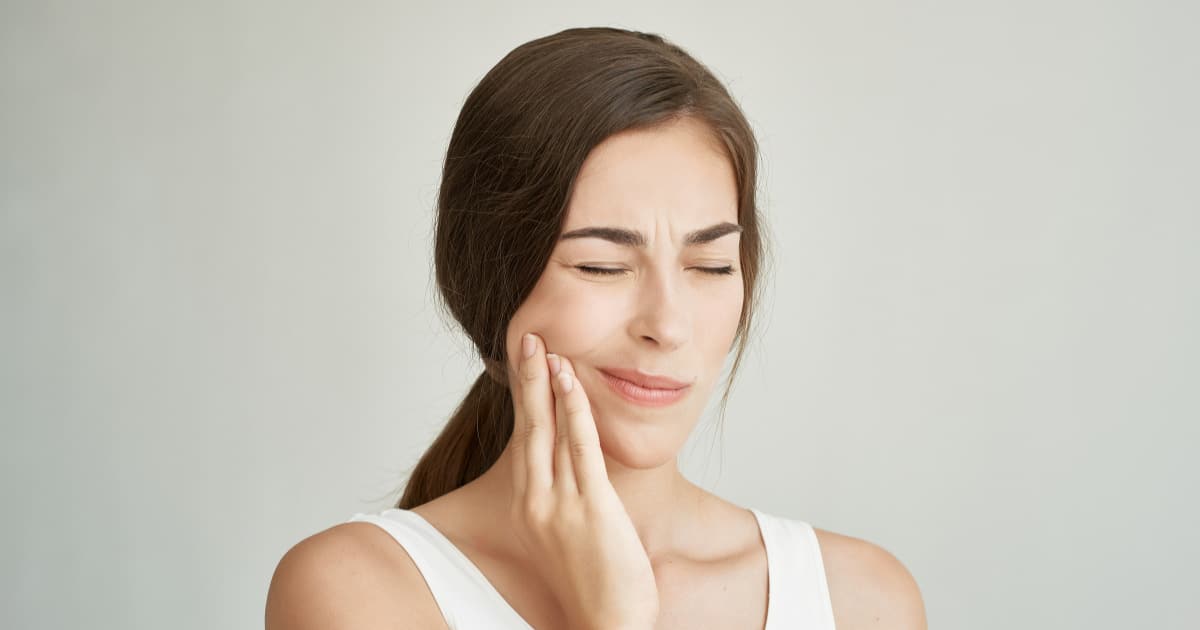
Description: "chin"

(588, 402), (700, 471)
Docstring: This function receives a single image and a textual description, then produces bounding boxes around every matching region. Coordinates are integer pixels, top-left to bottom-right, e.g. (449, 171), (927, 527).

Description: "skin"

(410, 115), (776, 629)
(264, 115), (928, 630)
(487, 114), (747, 559)
(504, 343), (662, 629)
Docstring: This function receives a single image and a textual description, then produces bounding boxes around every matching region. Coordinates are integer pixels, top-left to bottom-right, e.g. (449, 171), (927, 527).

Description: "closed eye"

(575, 265), (736, 276)
(576, 265), (625, 276)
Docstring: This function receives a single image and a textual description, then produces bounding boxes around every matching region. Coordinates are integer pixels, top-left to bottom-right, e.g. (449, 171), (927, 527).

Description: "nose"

(629, 266), (691, 351)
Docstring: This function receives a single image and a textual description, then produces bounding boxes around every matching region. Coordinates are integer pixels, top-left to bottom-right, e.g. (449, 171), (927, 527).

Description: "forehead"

(564, 117), (739, 230)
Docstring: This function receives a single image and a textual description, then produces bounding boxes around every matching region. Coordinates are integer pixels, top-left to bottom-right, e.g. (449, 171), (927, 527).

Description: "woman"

(267, 27), (926, 629)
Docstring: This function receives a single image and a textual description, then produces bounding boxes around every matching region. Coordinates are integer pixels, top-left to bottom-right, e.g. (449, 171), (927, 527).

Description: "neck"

(467, 442), (707, 560)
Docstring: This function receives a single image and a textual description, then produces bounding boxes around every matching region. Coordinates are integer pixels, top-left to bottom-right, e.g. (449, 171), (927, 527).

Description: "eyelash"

(575, 265), (736, 277)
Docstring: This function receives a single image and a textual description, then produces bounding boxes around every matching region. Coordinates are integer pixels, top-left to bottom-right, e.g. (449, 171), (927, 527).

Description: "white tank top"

(346, 507), (836, 629)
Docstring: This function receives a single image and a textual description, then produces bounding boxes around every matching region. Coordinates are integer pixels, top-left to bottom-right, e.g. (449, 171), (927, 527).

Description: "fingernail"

(557, 371), (573, 392)
(523, 334), (536, 358)
(546, 353), (561, 375)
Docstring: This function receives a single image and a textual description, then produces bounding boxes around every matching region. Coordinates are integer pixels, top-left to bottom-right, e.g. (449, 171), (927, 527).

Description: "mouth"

(597, 368), (693, 407)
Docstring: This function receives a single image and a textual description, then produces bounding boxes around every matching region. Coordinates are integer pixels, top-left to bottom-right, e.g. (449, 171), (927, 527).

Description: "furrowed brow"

(683, 221), (743, 246)
(559, 221), (741, 248)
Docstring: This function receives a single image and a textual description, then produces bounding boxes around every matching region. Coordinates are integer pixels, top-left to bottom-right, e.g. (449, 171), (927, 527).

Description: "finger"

(517, 333), (554, 497)
(509, 376), (527, 498)
(508, 338), (530, 497)
(554, 356), (607, 496)
(547, 353), (578, 496)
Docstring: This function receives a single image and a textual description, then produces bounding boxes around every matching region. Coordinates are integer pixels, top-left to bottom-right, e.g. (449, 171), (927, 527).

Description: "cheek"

(707, 285), (744, 352)
(529, 290), (617, 356)
(505, 276), (620, 362)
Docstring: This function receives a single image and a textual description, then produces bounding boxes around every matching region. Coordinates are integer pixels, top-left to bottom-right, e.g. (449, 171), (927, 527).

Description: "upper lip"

(598, 367), (693, 390)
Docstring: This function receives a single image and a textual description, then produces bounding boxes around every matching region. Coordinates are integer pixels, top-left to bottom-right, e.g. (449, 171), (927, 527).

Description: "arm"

(817, 530), (928, 630)
(265, 524), (445, 630)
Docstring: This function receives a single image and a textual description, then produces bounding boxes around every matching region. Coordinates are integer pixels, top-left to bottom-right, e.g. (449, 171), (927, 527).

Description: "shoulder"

(812, 527), (928, 630)
(265, 521), (447, 630)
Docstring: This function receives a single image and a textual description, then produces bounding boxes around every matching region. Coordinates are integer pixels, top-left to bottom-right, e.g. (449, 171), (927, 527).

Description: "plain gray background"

(2, 1), (1196, 628)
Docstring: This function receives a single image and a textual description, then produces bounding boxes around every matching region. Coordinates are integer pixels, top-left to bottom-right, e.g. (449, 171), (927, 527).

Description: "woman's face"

(504, 116), (744, 469)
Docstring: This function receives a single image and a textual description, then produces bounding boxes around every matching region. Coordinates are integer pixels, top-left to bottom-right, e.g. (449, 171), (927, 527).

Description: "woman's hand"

(507, 332), (659, 630)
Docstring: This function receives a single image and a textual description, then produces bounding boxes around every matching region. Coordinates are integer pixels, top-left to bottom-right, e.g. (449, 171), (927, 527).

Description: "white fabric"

(346, 506), (836, 629)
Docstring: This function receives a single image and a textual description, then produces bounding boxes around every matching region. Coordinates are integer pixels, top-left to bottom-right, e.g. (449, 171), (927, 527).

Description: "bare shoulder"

(811, 527), (928, 630)
(265, 522), (447, 630)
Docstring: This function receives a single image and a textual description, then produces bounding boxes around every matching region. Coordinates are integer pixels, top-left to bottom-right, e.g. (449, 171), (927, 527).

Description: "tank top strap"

(347, 508), (532, 629)
(749, 507), (838, 629)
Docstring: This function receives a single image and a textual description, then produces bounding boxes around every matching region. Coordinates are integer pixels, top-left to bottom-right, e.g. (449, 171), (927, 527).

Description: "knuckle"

(521, 359), (540, 384)
(563, 397), (585, 415)
(516, 423), (541, 443)
(570, 440), (597, 459)
(522, 495), (552, 524)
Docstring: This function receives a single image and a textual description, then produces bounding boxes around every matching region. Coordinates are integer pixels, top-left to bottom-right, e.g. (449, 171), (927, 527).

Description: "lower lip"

(599, 371), (690, 407)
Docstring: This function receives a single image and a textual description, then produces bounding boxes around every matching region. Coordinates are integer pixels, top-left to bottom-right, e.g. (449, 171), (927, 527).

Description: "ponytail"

(396, 369), (513, 509)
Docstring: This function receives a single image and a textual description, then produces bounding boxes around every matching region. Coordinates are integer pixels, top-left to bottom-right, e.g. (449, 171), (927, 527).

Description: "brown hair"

(396, 26), (770, 509)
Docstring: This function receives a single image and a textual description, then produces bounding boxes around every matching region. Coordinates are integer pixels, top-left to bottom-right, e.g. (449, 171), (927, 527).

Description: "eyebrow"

(559, 221), (742, 248)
